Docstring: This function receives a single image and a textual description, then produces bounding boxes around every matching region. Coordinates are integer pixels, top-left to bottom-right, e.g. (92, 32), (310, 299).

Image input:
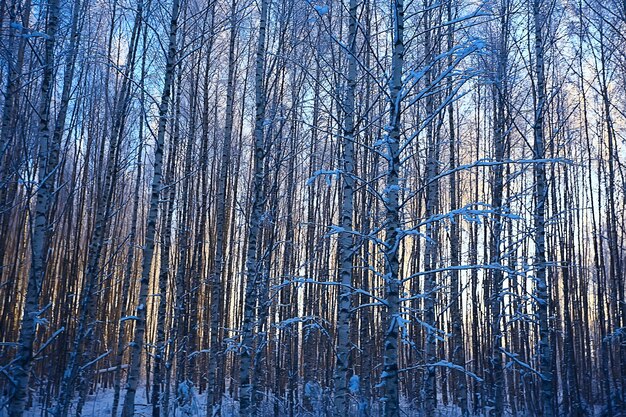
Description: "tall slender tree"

(8, 0), (61, 413)
(381, 1), (404, 416)
(532, 1), (554, 415)
(122, 0), (181, 413)
(239, 1), (269, 415)
(333, 0), (358, 414)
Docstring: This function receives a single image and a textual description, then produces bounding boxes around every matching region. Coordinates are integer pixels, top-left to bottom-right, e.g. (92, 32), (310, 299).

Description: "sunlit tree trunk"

(151, 67), (181, 417)
(122, 0), (180, 413)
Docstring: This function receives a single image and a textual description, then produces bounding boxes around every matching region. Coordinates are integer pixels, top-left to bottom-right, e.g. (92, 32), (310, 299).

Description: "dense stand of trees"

(1, 0), (626, 415)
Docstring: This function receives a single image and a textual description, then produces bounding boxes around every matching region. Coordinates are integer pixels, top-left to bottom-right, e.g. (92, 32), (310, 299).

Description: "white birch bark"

(239, 0), (268, 415)
(333, 0), (358, 414)
(8, 0), (60, 413)
(151, 78), (181, 417)
(532, 1), (554, 415)
(381, 1), (404, 416)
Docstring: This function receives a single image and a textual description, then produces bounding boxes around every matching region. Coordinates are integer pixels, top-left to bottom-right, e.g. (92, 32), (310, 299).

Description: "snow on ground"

(3, 391), (609, 417)
(4, 390), (464, 417)
(3, 387), (230, 417)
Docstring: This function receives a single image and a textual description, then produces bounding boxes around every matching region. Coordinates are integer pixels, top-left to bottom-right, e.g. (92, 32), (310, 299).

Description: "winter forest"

(1, 0), (626, 415)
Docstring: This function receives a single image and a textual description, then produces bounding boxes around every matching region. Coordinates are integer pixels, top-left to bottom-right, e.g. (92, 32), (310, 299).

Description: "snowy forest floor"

(1, 388), (612, 417)
(2, 387), (464, 417)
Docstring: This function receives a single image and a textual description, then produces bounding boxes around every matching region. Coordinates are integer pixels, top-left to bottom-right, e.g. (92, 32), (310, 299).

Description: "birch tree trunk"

(446, 4), (467, 413)
(206, 1), (236, 415)
(532, 1), (554, 415)
(8, 0), (60, 413)
(333, 0), (357, 414)
(381, 1), (404, 416)
(172, 68), (196, 411)
(487, 4), (509, 414)
(122, 0), (180, 413)
(111, 131), (143, 417)
(421, 5), (440, 414)
(111, 7), (148, 414)
(151, 74), (181, 417)
(187, 0), (215, 397)
(239, 0), (268, 415)
(596, 15), (626, 409)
